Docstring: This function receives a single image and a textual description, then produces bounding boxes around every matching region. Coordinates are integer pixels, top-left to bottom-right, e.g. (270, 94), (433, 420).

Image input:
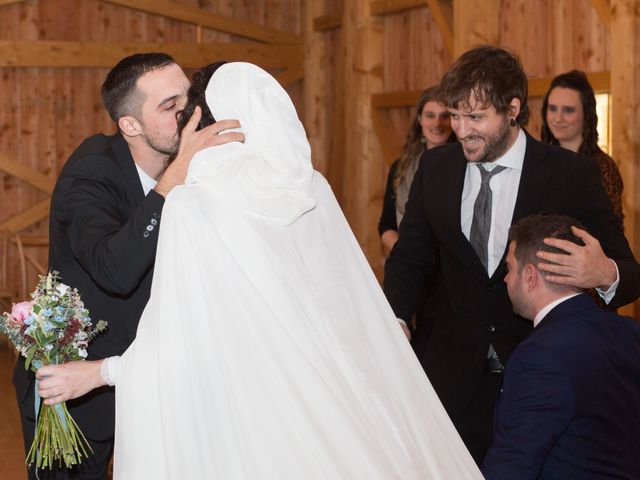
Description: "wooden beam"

(0, 199), (50, 233)
(100, 0), (301, 45)
(528, 71), (610, 97)
(372, 89), (423, 108)
(591, 0), (612, 28)
(275, 65), (304, 88)
(313, 14), (342, 31)
(371, 108), (403, 167)
(0, 0), (26, 6)
(0, 41), (303, 69)
(342, 0), (385, 277)
(426, 0), (454, 56)
(0, 154), (55, 194)
(371, 0), (426, 15)
(16, 234), (48, 247)
(304, 1), (330, 176)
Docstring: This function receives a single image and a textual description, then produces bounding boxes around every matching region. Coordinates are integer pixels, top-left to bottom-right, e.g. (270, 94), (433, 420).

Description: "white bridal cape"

(113, 62), (482, 479)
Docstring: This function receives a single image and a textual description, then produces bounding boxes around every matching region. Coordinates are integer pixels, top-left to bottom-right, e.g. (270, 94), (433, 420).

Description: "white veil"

(113, 63), (482, 480)
(188, 62), (315, 224)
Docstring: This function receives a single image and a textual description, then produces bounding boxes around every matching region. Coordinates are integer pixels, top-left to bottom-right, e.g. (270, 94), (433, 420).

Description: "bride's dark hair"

(177, 61), (227, 135)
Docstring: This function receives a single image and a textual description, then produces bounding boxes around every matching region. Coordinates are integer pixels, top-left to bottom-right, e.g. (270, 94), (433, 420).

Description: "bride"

(38, 62), (482, 479)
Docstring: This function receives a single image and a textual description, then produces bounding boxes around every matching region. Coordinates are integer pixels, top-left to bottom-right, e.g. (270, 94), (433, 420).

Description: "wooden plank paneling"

(100, 0), (302, 44)
(0, 41), (303, 69)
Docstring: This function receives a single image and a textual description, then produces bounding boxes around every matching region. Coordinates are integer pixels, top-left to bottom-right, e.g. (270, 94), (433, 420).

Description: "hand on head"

(154, 106), (244, 197)
(536, 226), (617, 290)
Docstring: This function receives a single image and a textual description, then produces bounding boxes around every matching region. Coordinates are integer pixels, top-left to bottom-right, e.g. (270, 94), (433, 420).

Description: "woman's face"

(545, 87), (584, 147)
(419, 101), (452, 149)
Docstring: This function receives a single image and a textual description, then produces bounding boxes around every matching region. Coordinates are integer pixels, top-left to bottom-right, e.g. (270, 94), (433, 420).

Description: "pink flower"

(11, 301), (32, 324)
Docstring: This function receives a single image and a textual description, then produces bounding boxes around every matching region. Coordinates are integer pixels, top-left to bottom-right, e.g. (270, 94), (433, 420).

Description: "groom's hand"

(155, 106), (244, 197)
(36, 360), (106, 405)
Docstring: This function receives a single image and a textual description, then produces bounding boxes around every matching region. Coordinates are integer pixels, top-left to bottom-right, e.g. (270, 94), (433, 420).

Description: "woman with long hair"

(378, 87), (455, 254)
(541, 70), (623, 223)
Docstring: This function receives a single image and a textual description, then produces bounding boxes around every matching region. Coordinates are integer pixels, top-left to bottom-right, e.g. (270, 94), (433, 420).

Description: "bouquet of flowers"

(0, 271), (107, 470)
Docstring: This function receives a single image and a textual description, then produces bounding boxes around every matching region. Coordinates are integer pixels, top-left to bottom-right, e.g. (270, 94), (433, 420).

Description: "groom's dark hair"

(101, 52), (176, 123)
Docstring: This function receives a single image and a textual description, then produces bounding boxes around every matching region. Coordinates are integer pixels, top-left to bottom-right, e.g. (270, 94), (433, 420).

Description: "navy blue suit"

(482, 293), (640, 479)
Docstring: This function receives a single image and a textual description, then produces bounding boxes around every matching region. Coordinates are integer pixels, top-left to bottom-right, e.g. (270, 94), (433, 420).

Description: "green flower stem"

(26, 402), (92, 469)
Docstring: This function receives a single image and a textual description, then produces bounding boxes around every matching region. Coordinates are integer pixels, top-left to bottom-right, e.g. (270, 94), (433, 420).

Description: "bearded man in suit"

(482, 214), (640, 479)
(383, 44), (640, 464)
(13, 52), (242, 480)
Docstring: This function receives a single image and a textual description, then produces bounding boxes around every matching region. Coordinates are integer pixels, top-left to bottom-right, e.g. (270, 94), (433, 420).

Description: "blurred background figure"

(379, 86), (455, 254)
(378, 86), (455, 356)
(541, 70), (624, 224)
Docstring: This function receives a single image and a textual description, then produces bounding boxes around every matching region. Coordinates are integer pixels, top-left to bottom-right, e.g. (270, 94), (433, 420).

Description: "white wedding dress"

(112, 63), (482, 479)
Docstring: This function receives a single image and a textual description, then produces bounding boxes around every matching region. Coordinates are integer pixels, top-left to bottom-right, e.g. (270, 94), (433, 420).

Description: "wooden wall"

(1, 0), (639, 315)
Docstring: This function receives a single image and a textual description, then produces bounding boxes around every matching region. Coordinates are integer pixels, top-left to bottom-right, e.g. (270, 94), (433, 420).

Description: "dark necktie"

(469, 164), (507, 272)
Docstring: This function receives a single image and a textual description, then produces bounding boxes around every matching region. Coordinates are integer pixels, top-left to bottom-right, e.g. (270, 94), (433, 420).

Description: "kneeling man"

(482, 214), (640, 479)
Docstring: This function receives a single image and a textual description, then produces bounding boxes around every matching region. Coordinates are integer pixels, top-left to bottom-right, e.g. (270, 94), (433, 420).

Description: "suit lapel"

(111, 133), (145, 205)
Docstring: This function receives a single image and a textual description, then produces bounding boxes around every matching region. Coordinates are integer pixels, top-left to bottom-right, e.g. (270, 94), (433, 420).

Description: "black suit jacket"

(482, 293), (640, 479)
(13, 133), (164, 440)
(383, 134), (640, 414)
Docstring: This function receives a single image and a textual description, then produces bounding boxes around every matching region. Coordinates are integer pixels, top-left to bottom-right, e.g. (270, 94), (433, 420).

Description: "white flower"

(55, 283), (70, 296)
(78, 349), (88, 358)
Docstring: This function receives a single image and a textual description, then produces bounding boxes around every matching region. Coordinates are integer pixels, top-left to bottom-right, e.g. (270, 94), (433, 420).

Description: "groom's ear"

(118, 116), (143, 138)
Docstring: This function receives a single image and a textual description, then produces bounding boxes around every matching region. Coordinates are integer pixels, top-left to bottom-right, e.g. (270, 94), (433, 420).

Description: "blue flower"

(43, 321), (55, 332)
(54, 315), (64, 323)
(43, 308), (53, 317)
(24, 315), (34, 326)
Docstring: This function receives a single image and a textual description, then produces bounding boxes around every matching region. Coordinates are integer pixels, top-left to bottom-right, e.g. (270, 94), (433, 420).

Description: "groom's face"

(136, 63), (190, 156)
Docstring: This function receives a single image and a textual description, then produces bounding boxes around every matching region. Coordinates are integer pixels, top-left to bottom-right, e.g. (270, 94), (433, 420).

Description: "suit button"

(150, 218), (158, 226)
(146, 225), (154, 231)
(152, 212), (160, 218)
(143, 231), (150, 238)
(485, 325), (496, 333)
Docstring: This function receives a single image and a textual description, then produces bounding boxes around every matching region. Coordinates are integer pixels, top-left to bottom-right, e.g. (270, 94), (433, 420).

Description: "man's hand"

(399, 320), (412, 341)
(36, 360), (106, 406)
(536, 226), (617, 290)
(154, 106), (244, 197)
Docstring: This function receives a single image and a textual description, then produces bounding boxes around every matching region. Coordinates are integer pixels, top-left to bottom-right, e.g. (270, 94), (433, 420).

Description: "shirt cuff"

(100, 356), (121, 386)
(595, 259), (620, 304)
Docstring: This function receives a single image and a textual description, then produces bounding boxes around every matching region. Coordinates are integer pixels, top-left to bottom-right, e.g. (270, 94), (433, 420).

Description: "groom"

(13, 53), (242, 479)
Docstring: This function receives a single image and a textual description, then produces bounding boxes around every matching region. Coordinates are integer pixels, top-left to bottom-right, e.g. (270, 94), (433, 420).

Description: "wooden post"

(303, 1), (328, 175)
(452, 0), (500, 57)
(610, 0), (640, 317)
(341, 0), (385, 277)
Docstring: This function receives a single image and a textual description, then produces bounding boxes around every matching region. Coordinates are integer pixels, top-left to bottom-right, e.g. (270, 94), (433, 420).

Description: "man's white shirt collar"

(478, 128), (526, 172)
(533, 292), (582, 328)
(135, 163), (158, 196)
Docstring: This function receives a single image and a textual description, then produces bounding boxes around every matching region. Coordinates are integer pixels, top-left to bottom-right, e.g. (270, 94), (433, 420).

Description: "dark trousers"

(450, 366), (503, 465)
(17, 387), (112, 480)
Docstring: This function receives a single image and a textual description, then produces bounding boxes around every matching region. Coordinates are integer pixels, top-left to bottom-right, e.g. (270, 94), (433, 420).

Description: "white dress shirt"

(135, 163), (158, 195)
(461, 129), (526, 276)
